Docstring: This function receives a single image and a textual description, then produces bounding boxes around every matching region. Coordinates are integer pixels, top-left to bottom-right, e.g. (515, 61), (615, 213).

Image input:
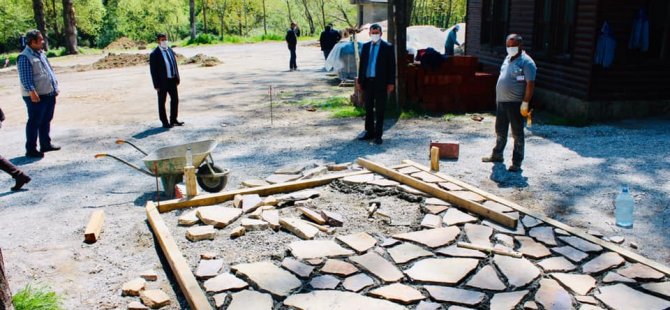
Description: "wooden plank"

(145, 202), (213, 310)
(84, 210), (105, 244)
(356, 158), (517, 228)
(403, 160), (670, 276)
(457, 242), (522, 258)
(430, 147), (439, 172)
(156, 165), (410, 213)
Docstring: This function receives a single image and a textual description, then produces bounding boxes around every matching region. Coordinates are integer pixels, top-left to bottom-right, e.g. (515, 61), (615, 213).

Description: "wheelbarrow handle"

(115, 139), (148, 156)
(95, 153), (156, 177)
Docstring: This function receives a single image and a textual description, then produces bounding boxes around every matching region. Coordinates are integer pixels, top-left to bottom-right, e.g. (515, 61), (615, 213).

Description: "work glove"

(520, 101), (530, 117)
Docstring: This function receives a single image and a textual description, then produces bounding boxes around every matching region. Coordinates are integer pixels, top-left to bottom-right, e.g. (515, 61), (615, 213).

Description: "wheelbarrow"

(95, 139), (230, 197)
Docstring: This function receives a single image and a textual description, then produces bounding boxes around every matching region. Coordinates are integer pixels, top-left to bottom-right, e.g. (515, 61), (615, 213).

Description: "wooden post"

(357, 158), (517, 228)
(0, 249), (13, 310)
(84, 210), (105, 244)
(183, 166), (197, 198)
(457, 242), (523, 258)
(430, 146), (440, 172)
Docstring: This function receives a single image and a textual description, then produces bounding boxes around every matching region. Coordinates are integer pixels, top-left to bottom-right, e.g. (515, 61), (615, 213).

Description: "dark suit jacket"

(358, 40), (395, 90)
(150, 47), (180, 90)
(286, 29), (297, 49)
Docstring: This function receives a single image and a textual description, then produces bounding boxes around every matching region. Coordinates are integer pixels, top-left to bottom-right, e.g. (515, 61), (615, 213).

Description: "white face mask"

(159, 41), (169, 49)
(506, 46), (519, 56)
(371, 34), (381, 43)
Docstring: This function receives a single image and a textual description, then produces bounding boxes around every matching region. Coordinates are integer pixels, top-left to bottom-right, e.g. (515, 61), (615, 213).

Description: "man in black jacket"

(319, 23), (341, 60)
(149, 33), (183, 128)
(356, 24), (395, 145)
(286, 22), (298, 71)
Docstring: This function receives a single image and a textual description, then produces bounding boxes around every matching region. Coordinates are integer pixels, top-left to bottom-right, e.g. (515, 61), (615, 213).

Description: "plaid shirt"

(17, 49), (58, 96)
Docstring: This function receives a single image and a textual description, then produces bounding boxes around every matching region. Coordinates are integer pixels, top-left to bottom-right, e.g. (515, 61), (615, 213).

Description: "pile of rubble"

(155, 162), (669, 310)
(120, 270), (170, 309)
(182, 54), (222, 67)
(104, 37), (147, 51)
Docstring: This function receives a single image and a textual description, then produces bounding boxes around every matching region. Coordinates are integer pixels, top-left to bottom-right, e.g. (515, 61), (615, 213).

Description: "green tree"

(116, 0), (188, 42)
(0, 0), (33, 52)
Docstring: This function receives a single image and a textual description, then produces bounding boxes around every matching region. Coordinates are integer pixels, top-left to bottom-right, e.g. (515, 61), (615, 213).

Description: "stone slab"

(281, 258), (315, 278)
(436, 245), (487, 258)
(367, 178), (400, 187)
(494, 255), (540, 288)
(139, 289), (170, 309)
(551, 246), (588, 263)
(521, 216), (543, 228)
(336, 232), (377, 253)
(398, 166), (422, 174)
(416, 301), (442, 310)
(261, 209), (280, 230)
(641, 282), (670, 299)
(283, 290), (406, 310)
(490, 290), (529, 310)
(185, 225), (216, 242)
(529, 226), (557, 246)
(559, 236), (603, 253)
(213, 293), (227, 308)
(421, 214), (442, 228)
(516, 236), (551, 259)
(121, 278), (146, 296)
(241, 218), (269, 231)
(482, 220), (525, 235)
(602, 272), (636, 283)
(321, 210), (344, 227)
(203, 273), (249, 293)
(140, 269), (158, 282)
(177, 210), (199, 226)
(241, 194), (263, 213)
(321, 259), (358, 277)
(349, 252), (404, 283)
(280, 218), (320, 239)
(266, 173), (302, 184)
(393, 226), (460, 248)
(482, 200), (515, 213)
(342, 173), (375, 184)
(230, 226), (246, 238)
(275, 164), (307, 174)
(298, 207), (327, 224)
(405, 258), (479, 284)
(310, 275), (341, 289)
(228, 290), (273, 310)
(595, 284), (670, 310)
(343, 273), (375, 292)
(438, 182), (464, 191)
(582, 252), (625, 274)
(241, 179), (270, 187)
(464, 224), (493, 247)
(425, 198), (449, 205)
(466, 265), (506, 291)
(327, 162), (351, 171)
(538, 257), (577, 272)
(232, 261), (301, 297)
(387, 242), (433, 264)
(443, 209), (477, 226)
(194, 259), (223, 280)
(127, 301), (149, 310)
(551, 273), (596, 295)
(398, 184), (430, 197)
(424, 204), (449, 215)
(534, 279), (574, 310)
(411, 171), (445, 183)
(617, 263), (665, 280)
(449, 190), (486, 203)
(424, 286), (486, 306)
(196, 206), (243, 228)
(368, 283), (426, 304)
(289, 240), (354, 259)
(494, 234), (515, 248)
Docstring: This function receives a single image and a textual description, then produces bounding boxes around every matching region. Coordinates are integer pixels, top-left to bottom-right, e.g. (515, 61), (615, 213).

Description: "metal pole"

(270, 85), (274, 126)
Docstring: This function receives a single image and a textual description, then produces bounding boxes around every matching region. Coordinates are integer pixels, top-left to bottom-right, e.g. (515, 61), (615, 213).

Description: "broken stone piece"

(425, 197), (449, 205)
(416, 301), (442, 310)
(186, 225), (216, 242)
(241, 179), (270, 187)
(140, 270), (158, 282)
(139, 289), (170, 309)
(582, 252), (625, 274)
(464, 224), (493, 247)
(550, 273), (596, 295)
(284, 290), (406, 310)
(299, 207), (327, 224)
(617, 263), (665, 280)
(482, 220), (525, 235)
(559, 236), (603, 253)
(424, 285), (485, 306)
(336, 232), (377, 253)
(529, 226), (557, 246)
(494, 234), (515, 248)
(398, 184), (429, 196)
(524, 301), (539, 310)
(490, 290), (529, 310)
(195, 259), (223, 280)
(587, 230), (604, 238)
(300, 166), (328, 180)
(641, 282), (670, 299)
(405, 258), (479, 284)
(551, 246), (589, 263)
(466, 265), (506, 291)
(241, 218), (269, 231)
(387, 242), (433, 264)
(213, 293), (227, 308)
(393, 226), (460, 248)
(343, 273), (375, 292)
(177, 210), (199, 226)
(262, 196), (278, 206)
(281, 258), (314, 278)
(609, 236), (625, 244)
(233, 194), (243, 208)
(537, 257), (577, 272)
(266, 173), (301, 184)
(421, 214), (442, 228)
(349, 252), (404, 283)
(368, 283), (426, 304)
(196, 206), (242, 228)
(398, 166), (421, 174)
(277, 190), (320, 203)
(450, 190), (486, 203)
(227, 290), (273, 310)
(515, 236), (551, 259)
(280, 218), (319, 239)
(438, 182), (464, 191)
(483, 200), (515, 213)
(275, 164), (307, 175)
(121, 278), (146, 296)
(411, 171), (444, 183)
(493, 255), (540, 288)
(230, 226), (246, 238)
(231, 261), (301, 297)
(595, 284), (670, 310)
(320, 210), (344, 227)
(289, 240), (354, 259)
(241, 194), (263, 213)
(436, 245), (487, 258)
(602, 271), (635, 283)
(367, 178), (400, 187)
(521, 215), (542, 228)
(534, 279), (573, 310)
(443, 208), (478, 226)
(575, 295), (598, 305)
(127, 301), (149, 310)
(203, 273), (249, 293)
(320, 259), (358, 277)
(310, 275), (340, 289)
(327, 162), (350, 171)
(342, 173), (375, 184)
(424, 204), (449, 215)
(261, 209), (280, 230)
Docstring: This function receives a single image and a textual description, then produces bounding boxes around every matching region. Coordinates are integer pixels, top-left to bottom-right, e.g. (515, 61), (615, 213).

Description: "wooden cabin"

(466, 0), (670, 120)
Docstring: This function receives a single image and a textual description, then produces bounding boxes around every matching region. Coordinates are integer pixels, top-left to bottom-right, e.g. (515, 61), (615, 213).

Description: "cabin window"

(647, 0), (670, 61)
(534, 0), (577, 60)
(481, 0), (510, 52)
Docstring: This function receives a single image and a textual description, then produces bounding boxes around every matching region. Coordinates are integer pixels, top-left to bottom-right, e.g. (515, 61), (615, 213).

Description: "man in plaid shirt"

(17, 30), (61, 158)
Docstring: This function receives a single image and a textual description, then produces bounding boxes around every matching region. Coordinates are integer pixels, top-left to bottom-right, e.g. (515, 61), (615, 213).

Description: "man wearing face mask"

(444, 24), (461, 56)
(356, 24), (396, 145)
(150, 33), (183, 129)
(482, 34), (536, 172)
(286, 22), (299, 71)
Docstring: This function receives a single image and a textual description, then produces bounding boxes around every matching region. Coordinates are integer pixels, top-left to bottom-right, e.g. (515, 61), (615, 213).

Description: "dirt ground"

(0, 41), (668, 309)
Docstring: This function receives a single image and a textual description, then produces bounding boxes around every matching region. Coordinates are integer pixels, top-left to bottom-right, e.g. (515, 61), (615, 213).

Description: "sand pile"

(105, 37), (146, 50)
(89, 52), (187, 70)
(183, 53), (222, 67)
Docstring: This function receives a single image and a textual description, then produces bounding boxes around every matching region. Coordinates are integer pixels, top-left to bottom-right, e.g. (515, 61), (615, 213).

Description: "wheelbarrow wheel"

(196, 165), (228, 193)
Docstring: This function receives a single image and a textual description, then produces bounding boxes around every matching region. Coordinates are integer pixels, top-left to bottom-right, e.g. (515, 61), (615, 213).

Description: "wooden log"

(183, 166), (197, 198)
(430, 146), (440, 172)
(84, 210), (105, 244)
(403, 159), (670, 276)
(457, 242), (522, 258)
(357, 158), (517, 228)
(146, 202), (213, 310)
(0, 249), (12, 310)
(155, 164), (410, 213)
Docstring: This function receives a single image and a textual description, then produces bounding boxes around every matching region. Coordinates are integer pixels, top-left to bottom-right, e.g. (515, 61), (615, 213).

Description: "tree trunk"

(299, 0), (315, 35)
(319, 0), (326, 29)
(61, 0), (77, 54)
(262, 0), (267, 35)
(190, 0), (196, 40)
(286, 0), (293, 23)
(32, 0), (49, 50)
(203, 0), (208, 33)
(392, 0), (413, 110)
(0, 249), (13, 310)
(243, 0), (248, 36)
(49, 0), (60, 49)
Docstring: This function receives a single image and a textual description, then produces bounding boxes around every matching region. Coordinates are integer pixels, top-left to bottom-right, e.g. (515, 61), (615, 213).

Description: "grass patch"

(13, 284), (62, 310)
(400, 109), (422, 119)
(443, 113), (457, 122)
(177, 32), (308, 47)
(289, 96), (365, 118)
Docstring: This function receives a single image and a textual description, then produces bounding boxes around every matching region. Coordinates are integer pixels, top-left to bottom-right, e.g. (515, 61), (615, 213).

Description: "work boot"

(11, 174), (31, 191)
(481, 155), (503, 163)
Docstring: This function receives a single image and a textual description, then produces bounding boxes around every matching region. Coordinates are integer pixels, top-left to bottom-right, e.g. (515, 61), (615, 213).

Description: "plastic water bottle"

(185, 147), (193, 167)
(615, 186), (634, 228)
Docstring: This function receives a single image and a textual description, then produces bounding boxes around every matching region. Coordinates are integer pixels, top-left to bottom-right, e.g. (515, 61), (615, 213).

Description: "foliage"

(0, 0), (33, 53)
(12, 284), (63, 310)
(289, 96), (364, 118)
(116, 0), (189, 43)
(443, 113), (457, 121)
(400, 109), (422, 119)
(412, 0), (466, 28)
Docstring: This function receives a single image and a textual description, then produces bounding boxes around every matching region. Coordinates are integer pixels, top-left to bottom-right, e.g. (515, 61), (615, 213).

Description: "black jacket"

(358, 40), (396, 88)
(286, 29), (298, 48)
(149, 47), (180, 89)
(320, 29), (341, 51)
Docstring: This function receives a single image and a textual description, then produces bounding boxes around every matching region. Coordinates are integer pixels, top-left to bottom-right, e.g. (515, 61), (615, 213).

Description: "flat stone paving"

(179, 168), (669, 309)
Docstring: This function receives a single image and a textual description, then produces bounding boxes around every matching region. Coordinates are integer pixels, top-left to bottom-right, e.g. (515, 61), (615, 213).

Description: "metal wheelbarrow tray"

(96, 139), (230, 197)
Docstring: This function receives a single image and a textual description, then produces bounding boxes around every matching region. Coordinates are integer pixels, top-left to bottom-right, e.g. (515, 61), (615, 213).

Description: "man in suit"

(150, 33), (183, 128)
(356, 24), (395, 145)
(319, 23), (342, 60)
(286, 22), (298, 71)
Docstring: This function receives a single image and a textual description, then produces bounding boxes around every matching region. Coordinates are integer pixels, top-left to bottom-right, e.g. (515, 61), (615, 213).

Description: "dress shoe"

(481, 155), (503, 163)
(162, 123), (173, 129)
(25, 150), (44, 158)
(508, 165), (522, 172)
(11, 174), (31, 191)
(373, 138), (383, 145)
(171, 121), (185, 126)
(357, 132), (374, 141)
(41, 145), (61, 152)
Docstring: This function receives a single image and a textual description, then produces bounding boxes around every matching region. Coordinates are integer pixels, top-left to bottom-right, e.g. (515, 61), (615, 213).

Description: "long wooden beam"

(146, 202), (213, 310)
(156, 164), (409, 213)
(356, 158), (517, 228)
(403, 160), (670, 276)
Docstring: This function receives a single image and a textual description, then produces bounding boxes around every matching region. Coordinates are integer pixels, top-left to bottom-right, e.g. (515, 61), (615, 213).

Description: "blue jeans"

(23, 95), (56, 153)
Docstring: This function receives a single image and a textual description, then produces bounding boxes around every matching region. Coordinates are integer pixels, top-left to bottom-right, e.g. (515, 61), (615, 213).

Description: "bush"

(187, 33), (218, 45)
(12, 284), (62, 310)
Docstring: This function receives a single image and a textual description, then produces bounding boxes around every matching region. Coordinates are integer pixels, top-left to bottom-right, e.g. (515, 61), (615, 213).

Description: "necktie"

(166, 50), (176, 78)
